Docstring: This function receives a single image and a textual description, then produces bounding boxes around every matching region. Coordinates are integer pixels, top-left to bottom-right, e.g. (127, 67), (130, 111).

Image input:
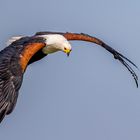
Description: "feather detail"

(6, 36), (24, 46)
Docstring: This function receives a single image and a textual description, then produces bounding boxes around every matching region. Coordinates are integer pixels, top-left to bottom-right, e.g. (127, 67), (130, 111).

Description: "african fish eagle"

(0, 31), (138, 123)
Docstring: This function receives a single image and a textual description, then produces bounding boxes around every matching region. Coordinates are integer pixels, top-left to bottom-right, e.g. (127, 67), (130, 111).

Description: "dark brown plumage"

(0, 31), (138, 123)
(0, 36), (46, 123)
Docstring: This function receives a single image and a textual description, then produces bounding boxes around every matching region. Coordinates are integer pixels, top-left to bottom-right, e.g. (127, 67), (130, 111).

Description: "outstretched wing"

(0, 74), (22, 122)
(64, 32), (138, 87)
(0, 37), (46, 123)
(0, 47), (23, 123)
(35, 31), (139, 87)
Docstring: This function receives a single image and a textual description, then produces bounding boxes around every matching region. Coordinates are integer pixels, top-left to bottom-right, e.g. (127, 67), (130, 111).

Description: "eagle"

(0, 31), (138, 123)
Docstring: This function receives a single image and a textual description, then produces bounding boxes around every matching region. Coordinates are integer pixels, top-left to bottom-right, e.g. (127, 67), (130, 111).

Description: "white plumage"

(6, 36), (23, 46)
(40, 34), (72, 54)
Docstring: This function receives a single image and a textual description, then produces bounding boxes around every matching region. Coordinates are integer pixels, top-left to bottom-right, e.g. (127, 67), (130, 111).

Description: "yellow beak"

(64, 49), (71, 57)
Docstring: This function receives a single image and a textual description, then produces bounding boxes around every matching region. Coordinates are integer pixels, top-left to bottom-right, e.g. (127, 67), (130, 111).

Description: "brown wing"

(19, 42), (46, 72)
(64, 32), (138, 87)
(36, 31), (138, 87)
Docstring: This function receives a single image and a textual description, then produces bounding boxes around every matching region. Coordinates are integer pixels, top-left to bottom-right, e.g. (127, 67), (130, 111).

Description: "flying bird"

(0, 31), (138, 123)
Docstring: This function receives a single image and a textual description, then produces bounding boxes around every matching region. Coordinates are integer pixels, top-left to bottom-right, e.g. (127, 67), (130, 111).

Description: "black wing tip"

(133, 75), (138, 88)
(101, 43), (139, 88)
(35, 32), (139, 87)
(136, 80), (138, 88)
(66, 33), (139, 88)
(0, 108), (7, 123)
(116, 52), (138, 69)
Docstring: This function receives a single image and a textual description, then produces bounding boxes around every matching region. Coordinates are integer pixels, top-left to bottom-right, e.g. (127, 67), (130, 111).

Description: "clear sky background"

(0, 0), (140, 140)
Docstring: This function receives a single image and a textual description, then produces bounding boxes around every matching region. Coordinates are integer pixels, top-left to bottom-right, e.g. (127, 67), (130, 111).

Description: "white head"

(40, 34), (72, 56)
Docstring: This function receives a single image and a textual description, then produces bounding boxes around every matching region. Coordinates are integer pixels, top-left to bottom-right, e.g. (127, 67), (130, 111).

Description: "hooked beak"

(64, 49), (72, 57)
(67, 51), (70, 57)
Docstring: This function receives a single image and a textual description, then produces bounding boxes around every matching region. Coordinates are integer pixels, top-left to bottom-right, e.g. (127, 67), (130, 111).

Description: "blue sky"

(0, 0), (140, 140)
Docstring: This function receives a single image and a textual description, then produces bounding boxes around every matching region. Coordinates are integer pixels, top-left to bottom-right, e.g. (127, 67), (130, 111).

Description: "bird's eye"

(64, 47), (67, 50)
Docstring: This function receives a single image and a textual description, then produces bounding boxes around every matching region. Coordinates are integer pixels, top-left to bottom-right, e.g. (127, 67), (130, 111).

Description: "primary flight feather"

(0, 31), (138, 123)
